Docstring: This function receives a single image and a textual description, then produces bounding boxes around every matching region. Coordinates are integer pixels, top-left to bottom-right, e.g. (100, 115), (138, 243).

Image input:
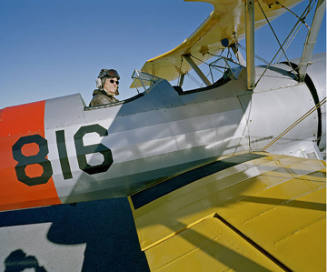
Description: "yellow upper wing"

(129, 152), (326, 271)
(130, 0), (302, 88)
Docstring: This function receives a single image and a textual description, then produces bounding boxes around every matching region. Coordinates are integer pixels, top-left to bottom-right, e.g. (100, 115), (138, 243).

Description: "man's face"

(103, 77), (119, 96)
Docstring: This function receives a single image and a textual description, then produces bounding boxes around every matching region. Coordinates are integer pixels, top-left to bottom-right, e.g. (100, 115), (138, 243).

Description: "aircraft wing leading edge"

(128, 152), (326, 271)
(130, 0), (302, 88)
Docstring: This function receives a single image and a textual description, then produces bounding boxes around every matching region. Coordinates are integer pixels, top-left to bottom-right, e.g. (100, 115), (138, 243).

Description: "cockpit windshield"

(208, 55), (242, 81)
(131, 70), (162, 93)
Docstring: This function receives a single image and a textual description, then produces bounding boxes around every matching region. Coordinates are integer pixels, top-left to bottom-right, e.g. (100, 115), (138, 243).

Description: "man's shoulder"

(89, 89), (119, 107)
(92, 89), (107, 96)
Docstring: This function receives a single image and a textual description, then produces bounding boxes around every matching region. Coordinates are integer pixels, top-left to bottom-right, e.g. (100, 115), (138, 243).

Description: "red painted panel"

(0, 101), (61, 211)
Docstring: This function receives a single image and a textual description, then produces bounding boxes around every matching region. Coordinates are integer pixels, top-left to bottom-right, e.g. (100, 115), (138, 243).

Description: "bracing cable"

(263, 97), (326, 151)
(255, 0), (314, 85)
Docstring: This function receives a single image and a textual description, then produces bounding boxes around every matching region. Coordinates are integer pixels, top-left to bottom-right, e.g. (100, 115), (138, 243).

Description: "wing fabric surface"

(131, 0), (302, 88)
(128, 152), (326, 271)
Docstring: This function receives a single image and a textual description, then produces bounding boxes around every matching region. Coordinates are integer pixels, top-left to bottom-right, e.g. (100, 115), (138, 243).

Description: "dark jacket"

(89, 89), (119, 107)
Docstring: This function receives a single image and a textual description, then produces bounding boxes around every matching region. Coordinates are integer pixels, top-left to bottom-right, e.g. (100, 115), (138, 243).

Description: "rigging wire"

(275, 0), (315, 63)
(189, 54), (210, 66)
(257, 0), (293, 70)
(275, 19), (303, 63)
(180, 0), (313, 91)
(263, 97), (326, 151)
(276, 0), (314, 63)
(237, 43), (269, 65)
(189, 53), (222, 84)
(276, 0), (311, 30)
(255, 0), (314, 85)
(207, 47), (246, 82)
(186, 71), (203, 87)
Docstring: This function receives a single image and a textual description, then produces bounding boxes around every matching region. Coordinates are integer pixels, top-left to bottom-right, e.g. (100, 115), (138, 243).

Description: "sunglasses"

(109, 79), (119, 85)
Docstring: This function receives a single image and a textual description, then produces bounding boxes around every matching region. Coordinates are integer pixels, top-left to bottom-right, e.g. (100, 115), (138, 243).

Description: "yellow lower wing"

(129, 152), (326, 271)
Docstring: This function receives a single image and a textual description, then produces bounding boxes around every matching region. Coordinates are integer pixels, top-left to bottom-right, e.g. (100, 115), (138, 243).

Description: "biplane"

(0, 0), (325, 271)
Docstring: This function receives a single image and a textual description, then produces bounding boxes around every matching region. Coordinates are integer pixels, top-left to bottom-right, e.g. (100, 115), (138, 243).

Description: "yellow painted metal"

(130, 0), (302, 88)
(129, 152), (326, 271)
(144, 216), (285, 271)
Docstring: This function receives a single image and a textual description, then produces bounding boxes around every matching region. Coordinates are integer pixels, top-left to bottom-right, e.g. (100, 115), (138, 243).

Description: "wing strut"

(178, 73), (185, 87)
(183, 54), (211, 86)
(298, 0), (326, 81)
(231, 43), (246, 67)
(245, 0), (255, 90)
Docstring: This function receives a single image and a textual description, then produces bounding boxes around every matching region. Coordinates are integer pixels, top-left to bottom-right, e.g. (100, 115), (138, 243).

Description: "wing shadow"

(0, 198), (149, 272)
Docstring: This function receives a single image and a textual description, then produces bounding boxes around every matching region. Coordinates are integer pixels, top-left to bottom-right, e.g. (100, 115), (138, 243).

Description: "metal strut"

(245, 0), (255, 90)
(255, 0), (314, 85)
(183, 54), (211, 86)
(178, 73), (185, 87)
(298, 0), (326, 81)
(231, 43), (246, 67)
(263, 97), (327, 151)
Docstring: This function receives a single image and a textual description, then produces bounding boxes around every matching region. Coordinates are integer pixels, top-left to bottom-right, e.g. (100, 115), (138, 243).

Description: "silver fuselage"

(42, 54), (325, 204)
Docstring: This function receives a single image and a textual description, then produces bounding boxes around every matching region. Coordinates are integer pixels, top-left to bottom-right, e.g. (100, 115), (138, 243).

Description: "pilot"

(89, 69), (120, 107)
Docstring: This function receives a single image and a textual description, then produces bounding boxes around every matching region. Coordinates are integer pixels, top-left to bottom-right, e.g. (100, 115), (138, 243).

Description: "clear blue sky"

(0, 0), (325, 108)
